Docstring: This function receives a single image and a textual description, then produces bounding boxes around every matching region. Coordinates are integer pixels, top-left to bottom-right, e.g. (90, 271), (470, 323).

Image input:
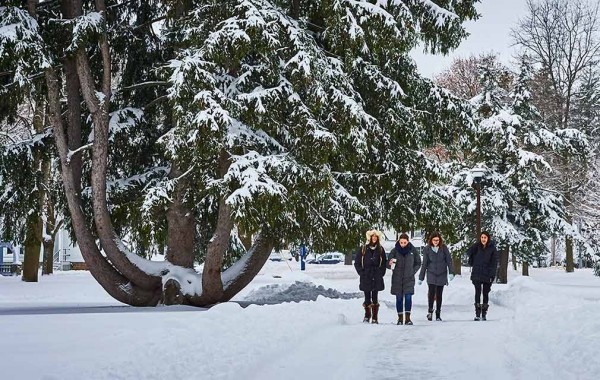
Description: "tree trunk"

(551, 235), (556, 265)
(511, 253), (517, 271)
(165, 165), (195, 268)
(221, 231), (275, 301)
(42, 238), (55, 275)
(498, 246), (509, 284)
(199, 150), (234, 305)
(565, 211), (574, 272)
(290, 0), (300, 19)
(565, 235), (574, 272)
(522, 261), (529, 276)
(75, 29), (161, 290)
(47, 65), (161, 306)
(453, 255), (462, 275)
(23, 80), (45, 282)
(22, 212), (42, 282)
(344, 252), (352, 265)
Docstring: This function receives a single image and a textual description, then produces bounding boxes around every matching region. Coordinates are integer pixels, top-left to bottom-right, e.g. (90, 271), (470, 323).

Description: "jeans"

(395, 293), (413, 313)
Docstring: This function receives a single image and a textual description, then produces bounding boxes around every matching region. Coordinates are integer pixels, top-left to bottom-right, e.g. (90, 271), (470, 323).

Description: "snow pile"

(244, 281), (361, 304)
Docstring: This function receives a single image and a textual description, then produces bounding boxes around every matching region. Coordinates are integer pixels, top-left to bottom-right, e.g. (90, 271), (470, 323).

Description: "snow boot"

(397, 312), (404, 325)
(482, 303), (489, 321)
(474, 303), (482, 321)
(435, 309), (442, 321)
(427, 309), (433, 321)
(371, 304), (380, 324)
(405, 311), (413, 325)
(363, 303), (371, 323)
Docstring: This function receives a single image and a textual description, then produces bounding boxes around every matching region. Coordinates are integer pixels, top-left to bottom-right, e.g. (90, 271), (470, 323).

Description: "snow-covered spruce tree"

(570, 68), (600, 271)
(449, 57), (576, 281)
(0, 5), (62, 280)
(1, 0), (478, 306)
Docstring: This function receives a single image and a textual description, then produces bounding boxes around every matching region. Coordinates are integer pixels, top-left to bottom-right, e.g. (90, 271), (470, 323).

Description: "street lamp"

(471, 167), (485, 238)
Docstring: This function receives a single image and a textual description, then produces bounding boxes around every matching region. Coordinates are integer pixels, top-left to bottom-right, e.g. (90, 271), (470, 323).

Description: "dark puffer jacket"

(467, 241), (499, 283)
(354, 244), (387, 292)
(387, 242), (421, 295)
(418, 245), (454, 286)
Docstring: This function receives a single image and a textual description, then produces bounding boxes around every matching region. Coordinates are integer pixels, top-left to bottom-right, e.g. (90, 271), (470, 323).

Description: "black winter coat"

(354, 244), (387, 292)
(387, 242), (421, 295)
(467, 241), (499, 283)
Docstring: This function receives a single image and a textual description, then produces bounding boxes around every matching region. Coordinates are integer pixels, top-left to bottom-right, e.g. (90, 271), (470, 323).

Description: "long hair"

(428, 231), (444, 247)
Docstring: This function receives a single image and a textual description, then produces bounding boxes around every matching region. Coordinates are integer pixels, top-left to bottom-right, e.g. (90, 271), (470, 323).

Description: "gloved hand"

(448, 274), (455, 281)
(417, 280), (422, 285)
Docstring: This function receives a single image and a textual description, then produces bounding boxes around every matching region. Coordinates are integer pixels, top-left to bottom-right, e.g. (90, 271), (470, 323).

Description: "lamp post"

(471, 167), (485, 239)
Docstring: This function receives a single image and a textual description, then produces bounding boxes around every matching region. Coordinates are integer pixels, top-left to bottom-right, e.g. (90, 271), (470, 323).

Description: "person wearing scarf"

(387, 233), (422, 325)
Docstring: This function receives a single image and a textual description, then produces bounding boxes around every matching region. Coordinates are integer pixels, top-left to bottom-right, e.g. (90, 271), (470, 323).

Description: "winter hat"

(365, 229), (385, 244)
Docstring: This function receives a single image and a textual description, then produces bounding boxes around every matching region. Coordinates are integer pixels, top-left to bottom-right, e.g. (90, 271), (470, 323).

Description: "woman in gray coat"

(387, 233), (422, 325)
(418, 232), (454, 321)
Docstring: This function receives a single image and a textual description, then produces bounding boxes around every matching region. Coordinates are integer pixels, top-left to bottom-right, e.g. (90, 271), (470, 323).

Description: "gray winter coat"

(418, 245), (454, 286)
(387, 243), (422, 295)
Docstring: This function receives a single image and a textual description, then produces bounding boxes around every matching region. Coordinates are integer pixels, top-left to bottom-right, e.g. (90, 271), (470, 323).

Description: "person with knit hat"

(387, 233), (421, 325)
(354, 229), (387, 324)
(467, 231), (499, 321)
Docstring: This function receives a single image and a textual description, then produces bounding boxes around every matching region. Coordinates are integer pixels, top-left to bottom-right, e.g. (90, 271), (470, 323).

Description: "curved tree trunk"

(46, 66), (161, 306)
(222, 232), (275, 300)
(74, 24), (161, 290)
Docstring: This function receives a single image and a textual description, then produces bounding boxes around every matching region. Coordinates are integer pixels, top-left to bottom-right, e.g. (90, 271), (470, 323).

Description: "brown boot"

(397, 312), (404, 325)
(371, 304), (379, 324)
(363, 303), (371, 323)
(405, 311), (413, 325)
(482, 303), (489, 321)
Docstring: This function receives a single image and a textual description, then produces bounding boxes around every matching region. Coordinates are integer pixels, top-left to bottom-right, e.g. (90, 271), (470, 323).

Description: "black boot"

(363, 303), (371, 323)
(427, 309), (433, 321)
(397, 312), (404, 325)
(371, 304), (380, 324)
(435, 309), (442, 321)
(474, 303), (482, 321)
(482, 303), (489, 321)
(405, 311), (413, 325)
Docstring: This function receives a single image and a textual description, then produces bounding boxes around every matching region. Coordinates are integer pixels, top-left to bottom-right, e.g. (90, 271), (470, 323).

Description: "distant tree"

(435, 53), (511, 99)
(449, 57), (575, 283)
(512, 0), (600, 272)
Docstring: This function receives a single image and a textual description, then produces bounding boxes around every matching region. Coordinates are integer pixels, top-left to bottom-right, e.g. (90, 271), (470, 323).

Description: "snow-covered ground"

(1, 262), (599, 380)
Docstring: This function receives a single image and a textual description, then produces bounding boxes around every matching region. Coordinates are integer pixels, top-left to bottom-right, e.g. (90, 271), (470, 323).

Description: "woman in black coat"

(354, 229), (387, 324)
(467, 231), (499, 321)
(387, 233), (421, 325)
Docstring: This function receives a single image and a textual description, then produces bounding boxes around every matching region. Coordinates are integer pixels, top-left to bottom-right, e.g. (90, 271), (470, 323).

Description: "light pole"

(471, 167), (485, 239)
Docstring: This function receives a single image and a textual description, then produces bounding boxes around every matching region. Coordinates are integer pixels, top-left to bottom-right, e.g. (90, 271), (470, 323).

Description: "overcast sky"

(411, 0), (530, 79)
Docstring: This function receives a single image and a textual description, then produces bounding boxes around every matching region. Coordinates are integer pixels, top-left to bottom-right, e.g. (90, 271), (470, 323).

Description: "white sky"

(411, 0), (530, 79)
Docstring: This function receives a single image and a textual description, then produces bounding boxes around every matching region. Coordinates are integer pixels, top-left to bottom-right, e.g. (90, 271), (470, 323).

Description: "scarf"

(395, 241), (412, 256)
